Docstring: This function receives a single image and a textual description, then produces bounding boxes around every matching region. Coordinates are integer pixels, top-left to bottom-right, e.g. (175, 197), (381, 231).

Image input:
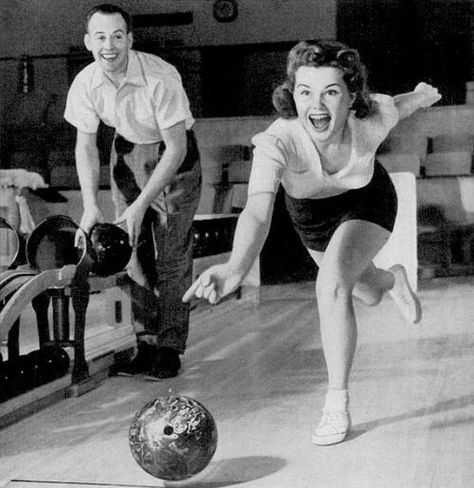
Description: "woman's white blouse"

(248, 94), (399, 199)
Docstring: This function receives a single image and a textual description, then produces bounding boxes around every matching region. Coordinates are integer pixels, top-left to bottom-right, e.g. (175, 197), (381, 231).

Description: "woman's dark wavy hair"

(272, 39), (375, 119)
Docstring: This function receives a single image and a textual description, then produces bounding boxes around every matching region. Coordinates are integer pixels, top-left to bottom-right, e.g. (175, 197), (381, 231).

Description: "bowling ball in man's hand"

(89, 223), (132, 277)
(129, 395), (218, 481)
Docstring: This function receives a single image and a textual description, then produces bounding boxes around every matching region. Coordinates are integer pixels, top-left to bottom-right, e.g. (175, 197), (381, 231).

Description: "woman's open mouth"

(309, 114), (331, 132)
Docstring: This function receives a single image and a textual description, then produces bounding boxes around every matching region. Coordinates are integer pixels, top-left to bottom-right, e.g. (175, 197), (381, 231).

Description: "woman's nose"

(311, 93), (324, 108)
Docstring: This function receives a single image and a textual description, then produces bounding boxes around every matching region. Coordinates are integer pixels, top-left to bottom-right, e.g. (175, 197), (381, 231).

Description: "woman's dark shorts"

(285, 161), (398, 252)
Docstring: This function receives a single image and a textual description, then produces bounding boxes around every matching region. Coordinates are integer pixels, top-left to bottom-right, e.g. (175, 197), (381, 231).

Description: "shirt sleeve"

(372, 93), (399, 130)
(247, 132), (286, 195)
(63, 72), (100, 133)
(353, 94), (400, 153)
(153, 74), (193, 130)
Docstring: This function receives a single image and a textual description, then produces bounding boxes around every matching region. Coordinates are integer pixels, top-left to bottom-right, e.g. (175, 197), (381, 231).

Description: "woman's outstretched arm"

(183, 191), (276, 304)
(393, 82), (441, 120)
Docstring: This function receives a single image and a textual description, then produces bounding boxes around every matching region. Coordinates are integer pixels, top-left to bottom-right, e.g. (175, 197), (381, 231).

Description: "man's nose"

(104, 36), (114, 49)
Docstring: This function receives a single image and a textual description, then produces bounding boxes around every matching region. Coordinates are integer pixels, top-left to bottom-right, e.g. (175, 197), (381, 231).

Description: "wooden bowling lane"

(2, 277), (474, 487)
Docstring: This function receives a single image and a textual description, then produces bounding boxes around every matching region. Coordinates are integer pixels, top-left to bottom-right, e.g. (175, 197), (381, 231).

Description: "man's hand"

(75, 205), (104, 246)
(114, 200), (148, 248)
(79, 205), (104, 233)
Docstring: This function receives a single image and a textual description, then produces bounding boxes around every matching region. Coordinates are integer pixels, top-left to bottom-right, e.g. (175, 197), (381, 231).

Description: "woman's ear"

(349, 92), (357, 108)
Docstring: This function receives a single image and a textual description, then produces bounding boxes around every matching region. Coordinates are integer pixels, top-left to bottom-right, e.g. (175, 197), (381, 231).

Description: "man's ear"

(84, 33), (92, 52)
(128, 32), (133, 49)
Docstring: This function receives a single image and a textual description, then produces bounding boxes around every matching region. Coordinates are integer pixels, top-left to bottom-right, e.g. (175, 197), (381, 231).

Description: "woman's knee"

(315, 274), (354, 308)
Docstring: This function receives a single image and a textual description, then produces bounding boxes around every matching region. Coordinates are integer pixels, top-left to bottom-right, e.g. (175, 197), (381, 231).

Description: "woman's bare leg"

(314, 220), (391, 390)
(307, 251), (394, 308)
(310, 220), (391, 445)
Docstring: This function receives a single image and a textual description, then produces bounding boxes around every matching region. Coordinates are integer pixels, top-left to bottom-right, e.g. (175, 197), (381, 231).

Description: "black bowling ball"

(41, 344), (70, 381)
(26, 215), (84, 271)
(0, 356), (35, 400)
(26, 349), (43, 387)
(89, 223), (132, 277)
(26, 345), (70, 386)
(0, 361), (14, 402)
(13, 355), (36, 395)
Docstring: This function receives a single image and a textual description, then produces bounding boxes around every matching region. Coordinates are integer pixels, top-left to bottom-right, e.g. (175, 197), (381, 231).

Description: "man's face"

(84, 12), (132, 76)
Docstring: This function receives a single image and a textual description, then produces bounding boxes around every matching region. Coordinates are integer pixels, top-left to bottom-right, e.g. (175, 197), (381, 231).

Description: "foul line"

(10, 480), (161, 488)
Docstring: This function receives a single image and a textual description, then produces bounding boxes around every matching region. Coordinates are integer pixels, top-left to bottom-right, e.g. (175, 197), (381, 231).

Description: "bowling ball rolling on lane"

(129, 395), (218, 482)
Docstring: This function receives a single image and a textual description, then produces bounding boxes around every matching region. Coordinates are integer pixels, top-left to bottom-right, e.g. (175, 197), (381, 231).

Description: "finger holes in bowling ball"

(129, 395), (218, 482)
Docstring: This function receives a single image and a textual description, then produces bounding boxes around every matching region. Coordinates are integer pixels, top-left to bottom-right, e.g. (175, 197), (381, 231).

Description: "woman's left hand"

(114, 201), (148, 248)
(414, 82), (442, 108)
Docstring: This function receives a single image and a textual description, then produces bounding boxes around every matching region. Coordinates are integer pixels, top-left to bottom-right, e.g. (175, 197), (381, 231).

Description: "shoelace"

(317, 411), (350, 433)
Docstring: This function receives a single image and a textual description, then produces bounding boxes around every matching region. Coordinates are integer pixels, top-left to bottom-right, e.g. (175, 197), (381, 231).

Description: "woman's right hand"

(182, 263), (243, 305)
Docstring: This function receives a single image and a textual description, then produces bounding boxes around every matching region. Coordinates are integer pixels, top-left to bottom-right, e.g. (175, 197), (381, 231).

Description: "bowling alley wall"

(1, 0), (474, 282)
(0, 0), (336, 126)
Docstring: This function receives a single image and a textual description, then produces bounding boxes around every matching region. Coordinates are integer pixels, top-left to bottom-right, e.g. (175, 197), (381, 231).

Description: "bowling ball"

(0, 356), (34, 399)
(26, 349), (43, 387)
(129, 395), (218, 481)
(26, 345), (70, 386)
(38, 345), (70, 382)
(26, 215), (84, 271)
(89, 223), (132, 277)
(12, 355), (36, 395)
(0, 361), (14, 402)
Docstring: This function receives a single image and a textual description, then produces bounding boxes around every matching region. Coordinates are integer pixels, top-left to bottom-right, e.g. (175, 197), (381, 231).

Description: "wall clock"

(213, 0), (238, 23)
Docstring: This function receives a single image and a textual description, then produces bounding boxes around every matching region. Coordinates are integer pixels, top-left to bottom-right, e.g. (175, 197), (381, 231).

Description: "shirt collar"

(90, 49), (146, 89)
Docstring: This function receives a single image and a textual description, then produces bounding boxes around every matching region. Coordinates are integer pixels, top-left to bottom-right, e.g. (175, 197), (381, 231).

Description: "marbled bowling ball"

(89, 223), (132, 277)
(129, 395), (218, 481)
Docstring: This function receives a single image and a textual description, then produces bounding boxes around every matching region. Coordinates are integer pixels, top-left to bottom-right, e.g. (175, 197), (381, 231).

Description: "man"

(64, 3), (201, 379)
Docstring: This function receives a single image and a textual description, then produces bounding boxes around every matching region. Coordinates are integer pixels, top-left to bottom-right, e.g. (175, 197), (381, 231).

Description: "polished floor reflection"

(1, 276), (474, 488)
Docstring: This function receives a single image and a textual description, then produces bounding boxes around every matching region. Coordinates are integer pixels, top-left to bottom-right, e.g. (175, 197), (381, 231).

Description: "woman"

(183, 40), (441, 445)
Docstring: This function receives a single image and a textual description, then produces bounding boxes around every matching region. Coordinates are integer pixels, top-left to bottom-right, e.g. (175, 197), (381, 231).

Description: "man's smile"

(100, 52), (119, 61)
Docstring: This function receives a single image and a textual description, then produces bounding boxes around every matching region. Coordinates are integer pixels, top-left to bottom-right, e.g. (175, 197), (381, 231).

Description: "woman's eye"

(326, 89), (340, 96)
